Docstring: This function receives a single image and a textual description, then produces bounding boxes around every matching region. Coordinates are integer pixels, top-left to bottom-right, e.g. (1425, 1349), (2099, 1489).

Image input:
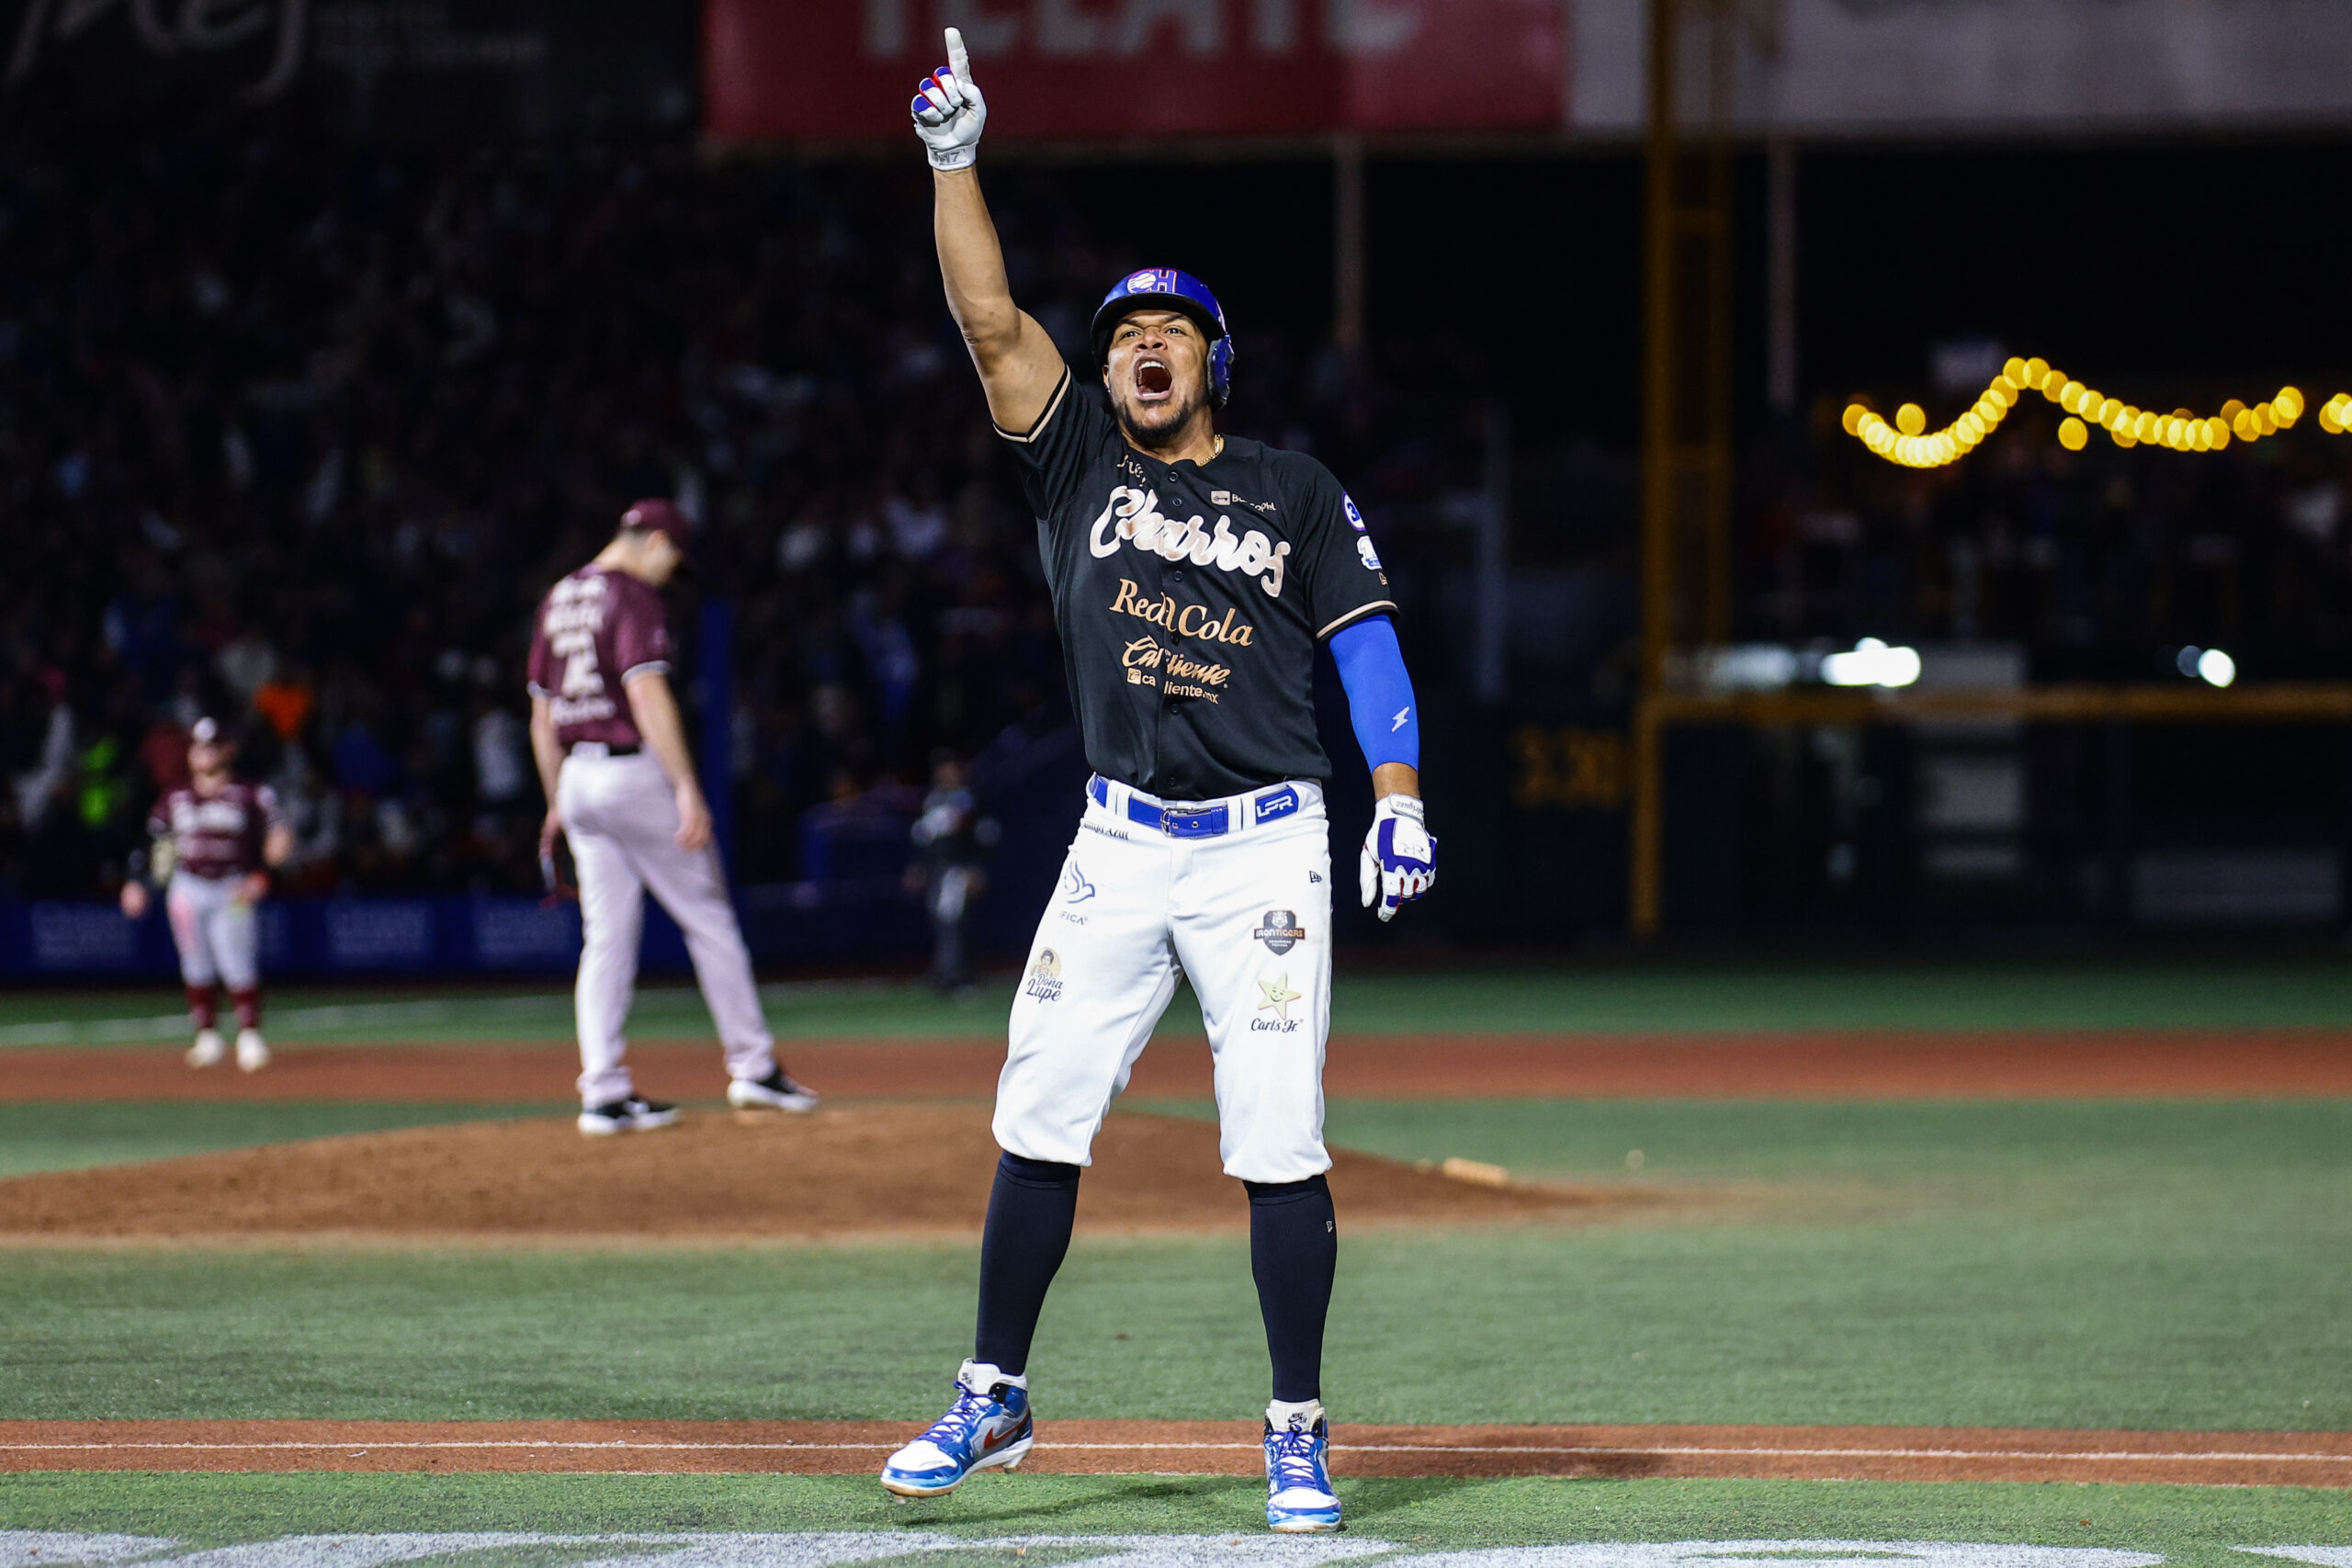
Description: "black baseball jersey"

(1001, 367), (1397, 800)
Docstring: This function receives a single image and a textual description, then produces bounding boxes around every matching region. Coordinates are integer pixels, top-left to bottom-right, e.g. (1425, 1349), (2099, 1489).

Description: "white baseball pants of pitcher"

(997, 776), (1333, 1184)
(557, 748), (779, 1107)
(164, 872), (258, 990)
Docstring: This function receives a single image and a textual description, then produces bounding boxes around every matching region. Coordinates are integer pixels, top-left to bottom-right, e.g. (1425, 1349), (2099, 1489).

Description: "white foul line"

(2, 1440), (2347, 1463)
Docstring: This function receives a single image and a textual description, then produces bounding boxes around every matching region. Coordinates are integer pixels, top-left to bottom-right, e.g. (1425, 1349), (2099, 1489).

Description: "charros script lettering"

(1090, 487), (1289, 597)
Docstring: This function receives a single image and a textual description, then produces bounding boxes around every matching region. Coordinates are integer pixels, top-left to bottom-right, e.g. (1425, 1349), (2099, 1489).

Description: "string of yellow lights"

(1841, 355), (2352, 469)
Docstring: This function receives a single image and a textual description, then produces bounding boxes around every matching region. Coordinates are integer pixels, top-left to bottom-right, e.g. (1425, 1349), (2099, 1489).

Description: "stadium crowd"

(5, 124), (2347, 903)
(0, 125), (1486, 899)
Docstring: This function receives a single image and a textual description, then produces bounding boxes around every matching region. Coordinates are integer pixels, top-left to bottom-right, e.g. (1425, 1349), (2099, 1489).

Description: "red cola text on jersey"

(996, 367), (1396, 799)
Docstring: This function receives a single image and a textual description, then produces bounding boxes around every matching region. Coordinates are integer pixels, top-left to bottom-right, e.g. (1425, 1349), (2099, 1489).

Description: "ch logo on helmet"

(1254, 909), (1306, 954)
(1091, 266), (1235, 407)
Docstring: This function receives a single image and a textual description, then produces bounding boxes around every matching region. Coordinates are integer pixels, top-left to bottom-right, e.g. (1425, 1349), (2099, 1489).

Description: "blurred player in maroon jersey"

(527, 499), (820, 1135)
(120, 717), (295, 1071)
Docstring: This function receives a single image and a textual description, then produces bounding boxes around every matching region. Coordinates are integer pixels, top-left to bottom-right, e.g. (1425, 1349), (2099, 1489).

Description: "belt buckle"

(1159, 806), (1224, 840)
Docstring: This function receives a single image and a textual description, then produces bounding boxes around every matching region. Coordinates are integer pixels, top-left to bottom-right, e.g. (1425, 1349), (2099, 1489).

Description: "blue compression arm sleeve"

(1329, 615), (1420, 772)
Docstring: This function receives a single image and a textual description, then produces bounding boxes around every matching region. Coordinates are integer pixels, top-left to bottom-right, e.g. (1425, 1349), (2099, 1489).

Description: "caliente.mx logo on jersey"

(1090, 485), (1291, 597)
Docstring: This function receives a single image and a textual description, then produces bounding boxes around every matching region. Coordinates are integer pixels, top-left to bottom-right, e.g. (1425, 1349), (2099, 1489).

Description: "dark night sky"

(1029, 136), (2352, 449)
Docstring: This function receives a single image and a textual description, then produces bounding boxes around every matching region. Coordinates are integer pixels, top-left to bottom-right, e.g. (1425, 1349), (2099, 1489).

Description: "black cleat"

(577, 1096), (683, 1136)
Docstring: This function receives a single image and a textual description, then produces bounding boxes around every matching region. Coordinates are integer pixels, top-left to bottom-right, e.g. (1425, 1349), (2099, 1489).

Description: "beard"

(1110, 378), (1209, 452)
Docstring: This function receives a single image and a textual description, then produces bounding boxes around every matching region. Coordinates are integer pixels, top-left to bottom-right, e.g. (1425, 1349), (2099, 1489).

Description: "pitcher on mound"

(880, 32), (1438, 1534)
(527, 500), (819, 1135)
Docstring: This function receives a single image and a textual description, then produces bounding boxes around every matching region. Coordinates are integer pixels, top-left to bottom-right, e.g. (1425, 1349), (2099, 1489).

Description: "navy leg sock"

(1245, 1174), (1337, 1404)
(974, 1151), (1080, 1375)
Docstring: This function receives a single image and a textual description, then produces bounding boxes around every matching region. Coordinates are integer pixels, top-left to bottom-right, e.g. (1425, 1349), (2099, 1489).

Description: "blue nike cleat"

(880, 1359), (1035, 1499)
(1263, 1410), (1342, 1532)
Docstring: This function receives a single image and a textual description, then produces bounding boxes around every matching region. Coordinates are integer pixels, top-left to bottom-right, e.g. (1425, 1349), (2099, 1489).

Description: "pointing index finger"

(944, 27), (972, 89)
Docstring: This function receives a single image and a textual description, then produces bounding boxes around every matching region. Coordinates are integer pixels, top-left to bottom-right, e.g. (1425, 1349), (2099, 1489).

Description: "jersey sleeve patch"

(608, 580), (671, 677)
(1295, 461), (1397, 641)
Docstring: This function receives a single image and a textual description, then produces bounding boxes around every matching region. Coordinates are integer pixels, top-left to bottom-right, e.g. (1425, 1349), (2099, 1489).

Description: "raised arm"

(914, 29), (1067, 433)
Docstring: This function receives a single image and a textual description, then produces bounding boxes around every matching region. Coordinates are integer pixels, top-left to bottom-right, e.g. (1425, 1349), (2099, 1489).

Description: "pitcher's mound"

(0, 1106), (1631, 1240)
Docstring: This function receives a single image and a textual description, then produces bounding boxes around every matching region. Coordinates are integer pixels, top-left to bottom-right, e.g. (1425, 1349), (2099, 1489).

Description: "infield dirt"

(4, 1418), (2347, 1485)
(0, 1105), (1646, 1240)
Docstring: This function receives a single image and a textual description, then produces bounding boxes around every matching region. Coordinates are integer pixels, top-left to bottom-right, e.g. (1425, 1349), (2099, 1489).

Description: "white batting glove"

(1360, 795), (1435, 923)
(910, 28), (987, 172)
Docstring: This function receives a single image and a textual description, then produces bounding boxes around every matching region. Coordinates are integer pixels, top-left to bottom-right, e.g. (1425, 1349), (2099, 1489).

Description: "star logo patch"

(1257, 973), (1303, 1021)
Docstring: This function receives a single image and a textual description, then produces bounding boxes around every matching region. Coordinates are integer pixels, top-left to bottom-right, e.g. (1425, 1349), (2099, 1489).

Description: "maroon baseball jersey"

(149, 783), (283, 879)
(526, 566), (672, 750)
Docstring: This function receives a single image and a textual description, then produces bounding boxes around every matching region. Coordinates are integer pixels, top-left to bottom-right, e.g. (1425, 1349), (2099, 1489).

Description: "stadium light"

(2198, 649), (2237, 688)
(1842, 361), (2343, 470)
(1821, 638), (1923, 689)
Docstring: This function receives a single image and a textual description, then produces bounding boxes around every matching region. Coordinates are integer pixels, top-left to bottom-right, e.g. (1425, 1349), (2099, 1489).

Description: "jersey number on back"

(559, 640), (603, 697)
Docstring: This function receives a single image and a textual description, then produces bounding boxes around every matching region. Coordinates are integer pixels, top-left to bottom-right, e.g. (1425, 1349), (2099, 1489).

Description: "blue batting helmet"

(1090, 267), (1234, 407)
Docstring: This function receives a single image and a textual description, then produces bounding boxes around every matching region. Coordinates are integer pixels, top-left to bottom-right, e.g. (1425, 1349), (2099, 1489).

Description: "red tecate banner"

(704, 0), (1566, 141)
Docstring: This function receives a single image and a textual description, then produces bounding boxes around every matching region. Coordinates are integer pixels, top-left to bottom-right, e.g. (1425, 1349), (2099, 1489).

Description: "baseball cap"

(621, 498), (690, 540)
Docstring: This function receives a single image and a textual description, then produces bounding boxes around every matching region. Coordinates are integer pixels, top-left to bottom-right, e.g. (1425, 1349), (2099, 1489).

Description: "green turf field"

(4, 1472), (2347, 1563)
(4, 1100), (2345, 1431)
(11, 955), (2352, 1045)
(5, 963), (2347, 1555)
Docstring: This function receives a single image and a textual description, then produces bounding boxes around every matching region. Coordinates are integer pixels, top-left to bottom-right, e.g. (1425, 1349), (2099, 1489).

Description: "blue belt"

(1089, 775), (1299, 839)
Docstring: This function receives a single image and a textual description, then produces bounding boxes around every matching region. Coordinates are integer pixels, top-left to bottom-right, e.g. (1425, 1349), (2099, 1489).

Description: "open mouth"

(1134, 355), (1173, 401)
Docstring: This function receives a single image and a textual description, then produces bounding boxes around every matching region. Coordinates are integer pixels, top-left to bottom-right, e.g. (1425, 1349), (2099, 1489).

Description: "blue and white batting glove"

(910, 28), (987, 172)
(1360, 795), (1435, 923)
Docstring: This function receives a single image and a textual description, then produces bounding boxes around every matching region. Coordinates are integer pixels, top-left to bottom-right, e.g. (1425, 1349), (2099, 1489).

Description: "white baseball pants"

(997, 777), (1333, 1184)
(557, 750), (778, 1108)
(164, 872), (258, 990)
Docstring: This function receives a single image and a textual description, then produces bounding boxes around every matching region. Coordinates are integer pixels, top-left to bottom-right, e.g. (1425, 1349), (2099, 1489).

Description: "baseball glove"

(540, 831), (579, 905)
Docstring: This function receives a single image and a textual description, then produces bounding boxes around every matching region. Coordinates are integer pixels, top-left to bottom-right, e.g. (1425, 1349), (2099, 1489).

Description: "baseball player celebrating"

(881, 33), (1435, 1533)
(527, 500), (819, 1135)
(120, 717), (294, 1072)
